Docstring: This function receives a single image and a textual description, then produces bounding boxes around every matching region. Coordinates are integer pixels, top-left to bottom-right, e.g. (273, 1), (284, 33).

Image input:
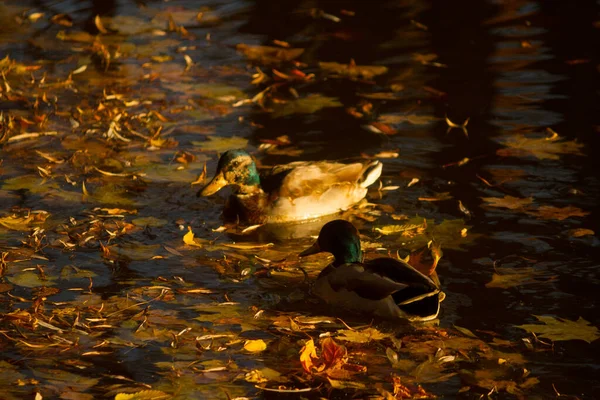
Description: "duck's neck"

(332, 243), (362, 267)
(236, 164), (262, 195)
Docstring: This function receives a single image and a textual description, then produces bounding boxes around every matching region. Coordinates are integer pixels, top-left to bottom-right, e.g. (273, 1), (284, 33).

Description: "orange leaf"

(321, 337), (347, 369)
(299, 339), (318, 373)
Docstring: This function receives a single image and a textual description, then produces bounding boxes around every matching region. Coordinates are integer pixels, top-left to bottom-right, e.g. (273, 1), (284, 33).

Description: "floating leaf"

(526, 205), (589, 221)
(114, 390), (171, 400)
(566, 228), (594, 237)
(272, 94), (342, 118)
(486, 267), (551, 289)
(481, 195), (534, 210)
(497, 133), (584, 160)
(183, 227), (203, 247)
(244, 339), (267, 353)
(7, 270), (56, 288)
(336, 328), (390, 343)
(299, 339), (318, 373)
(516, 315), (599, 343)
(237, 44), (304, 63)
(319, 61), (388, 80)
(379, 114), (439, 125)
(132, 217), (168, 227)
(192, 136), (248, 152)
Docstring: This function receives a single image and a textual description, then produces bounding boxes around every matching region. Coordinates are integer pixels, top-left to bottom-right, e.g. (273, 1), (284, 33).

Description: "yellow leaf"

(183, 227), (202, 247)
(243, 339), (267, 353)
(114, 390), (171, 400)
(516, 315), (599, 343)
(299, 339), (317, 372)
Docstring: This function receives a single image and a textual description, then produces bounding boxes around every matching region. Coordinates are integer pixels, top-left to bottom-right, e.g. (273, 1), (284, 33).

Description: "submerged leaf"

(497, 133), (584, 160)
(319, 61), (388, 80)
(481, 195), (534, 210)
(526, 205), (589, 221)
(192, 136), (248, 152)
(272, 94), (342, 118)
(516, 315), (599, 343)
(237, 44), (304, 63)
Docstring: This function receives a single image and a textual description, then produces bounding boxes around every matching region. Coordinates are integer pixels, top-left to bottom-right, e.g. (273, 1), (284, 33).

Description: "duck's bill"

(299, 241), (321, 257)
(198, 172), (228, 197)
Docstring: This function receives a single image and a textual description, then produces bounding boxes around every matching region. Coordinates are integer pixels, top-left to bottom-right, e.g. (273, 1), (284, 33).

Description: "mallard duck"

(299, 220), (444, 321)
(198, 149), (382, 224)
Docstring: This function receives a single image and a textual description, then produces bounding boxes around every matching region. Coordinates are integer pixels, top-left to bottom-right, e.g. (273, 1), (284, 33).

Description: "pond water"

(0, 0), (598, 399)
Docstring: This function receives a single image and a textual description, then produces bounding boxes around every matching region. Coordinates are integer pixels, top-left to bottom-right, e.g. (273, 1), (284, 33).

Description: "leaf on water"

(566, 228), (594, 237)
(327, 378), (366, 390)
(336, 327), (390, 343)
(526, 205), (590, 221)
(222, 242), (274, 250)
(486, 267), (549, 289)
(497, 133), (584, 160)
(192, 136), (248, 152)
(379, 114), (439, 125)
(321, 337), (347, 368)
(132, 217), (168, 227)
(183, 227), (203, 247)
(243, 339), (267, 353)
(237, 44), (304, 63)
(453, 325), (478, 338)
(319, 60), (388, 80)
(418, 192), (452, 202)
(481, 195), (534, 210)
(516, 315), (600, 343)
(114, 390), (171, 400)
(7, 270), (56, 288)
(161, 82), (245, 101)
(0, 212), (49, 230)
(271, 94), (342, 118)
(299, 339), (318, 373)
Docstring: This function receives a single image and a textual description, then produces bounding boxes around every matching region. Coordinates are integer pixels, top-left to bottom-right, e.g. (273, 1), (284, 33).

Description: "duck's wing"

(277, 160), (381, 199)
(323, 262), (410, 301)
(363, 258), (441, 300)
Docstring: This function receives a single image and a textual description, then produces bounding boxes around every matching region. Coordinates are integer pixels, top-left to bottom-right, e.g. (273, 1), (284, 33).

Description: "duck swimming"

(299, 220), (444, 321)
(198, 149), (382, 224)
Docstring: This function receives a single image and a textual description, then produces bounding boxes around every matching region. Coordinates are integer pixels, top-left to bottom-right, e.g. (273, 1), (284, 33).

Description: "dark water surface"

(1, 0), (599, 398)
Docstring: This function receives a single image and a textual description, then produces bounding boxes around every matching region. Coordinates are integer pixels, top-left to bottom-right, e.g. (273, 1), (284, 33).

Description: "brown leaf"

(527, 205), (590, 221)
(481, 195), (534, 210)
(321, 337), (347, 369)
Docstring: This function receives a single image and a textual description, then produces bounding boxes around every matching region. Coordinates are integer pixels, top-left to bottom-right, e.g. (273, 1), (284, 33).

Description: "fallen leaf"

(497, 133), (584, 160)
(319, 60), (388, 80)
(272, 94), (342, 118)
(336, 327), (390, 343)
(183, 227), (203, 247)
(299, 339), (318, 373)
(237, 44), (304, 63)
(114, 390), (171, 400)
(526, 205), (589, 221)
(566, 228), (594, 237)
(481, 195), (534, 210)
(192, 136), (248, 152)
(516, 315), (599, 343)
(244, 339), (267, 353)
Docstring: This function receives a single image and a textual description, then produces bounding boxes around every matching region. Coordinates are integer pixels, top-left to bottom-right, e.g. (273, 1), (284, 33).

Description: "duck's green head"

(299, 220), (363, 266)
(198, 149), (261, 196)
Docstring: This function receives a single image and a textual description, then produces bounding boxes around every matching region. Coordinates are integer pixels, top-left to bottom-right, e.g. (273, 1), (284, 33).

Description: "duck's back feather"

(256, 160), (381, 223)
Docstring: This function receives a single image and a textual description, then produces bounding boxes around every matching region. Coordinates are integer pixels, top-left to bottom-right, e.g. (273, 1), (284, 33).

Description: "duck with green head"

(300, 220), (444, 321)
(198, 149), (382, 224)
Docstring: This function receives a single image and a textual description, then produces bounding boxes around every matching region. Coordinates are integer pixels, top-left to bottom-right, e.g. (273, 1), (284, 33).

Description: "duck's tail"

(358, 160), (382, 188)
